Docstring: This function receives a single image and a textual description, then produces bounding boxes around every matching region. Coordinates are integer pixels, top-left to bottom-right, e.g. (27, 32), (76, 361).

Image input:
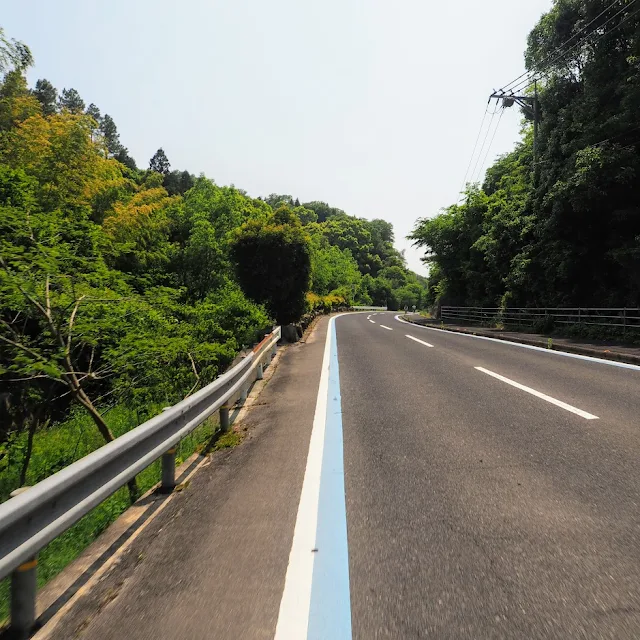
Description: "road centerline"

(379, 325), (393, 331)
(405, 335), (434, 348)
(475, 366), (599, 420)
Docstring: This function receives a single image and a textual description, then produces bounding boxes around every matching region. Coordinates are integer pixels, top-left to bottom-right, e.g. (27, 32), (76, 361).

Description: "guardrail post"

(220, 405), (230, 432)
(161, 447), (176, 493)
(257, 361), (264, 380)
(9, 487), (36, 638)
(11, 555), (37, 638)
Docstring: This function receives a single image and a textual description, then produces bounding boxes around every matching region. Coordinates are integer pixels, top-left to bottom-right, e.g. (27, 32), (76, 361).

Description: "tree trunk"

(19, 419), (38, 487)
(75, 387), (139, 503)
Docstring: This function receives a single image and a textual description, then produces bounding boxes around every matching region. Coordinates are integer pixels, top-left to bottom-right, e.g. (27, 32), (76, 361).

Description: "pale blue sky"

(4, 0), (551, 275)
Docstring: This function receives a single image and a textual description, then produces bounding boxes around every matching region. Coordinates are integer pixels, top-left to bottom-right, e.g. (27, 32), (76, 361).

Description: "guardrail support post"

(240, 387), (248, 404)
(11, 555), (37, 638)
(161, 448), (176, 493)
(220, 405), (230, 432)
(257, 362), (264, 380)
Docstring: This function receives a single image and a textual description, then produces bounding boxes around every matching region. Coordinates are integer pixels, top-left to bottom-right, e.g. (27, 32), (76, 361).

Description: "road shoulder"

(38, 316), (330, 640)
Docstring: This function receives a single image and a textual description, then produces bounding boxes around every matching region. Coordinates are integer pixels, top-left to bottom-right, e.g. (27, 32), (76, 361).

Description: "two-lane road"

(336, 311), (640, 638)
(43, 312), (640, 640)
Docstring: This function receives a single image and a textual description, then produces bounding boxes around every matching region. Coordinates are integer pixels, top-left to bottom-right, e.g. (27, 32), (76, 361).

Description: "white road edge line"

(474, 366), (599, 420)
(406, 335), (434, 348)
(379, 324), (393, 331)
(274, 314), (339, 638)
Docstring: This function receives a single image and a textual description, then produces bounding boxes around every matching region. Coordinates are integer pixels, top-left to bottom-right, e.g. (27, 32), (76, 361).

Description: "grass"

(212, 430), (244, 451)
(0, 404), (219, 624)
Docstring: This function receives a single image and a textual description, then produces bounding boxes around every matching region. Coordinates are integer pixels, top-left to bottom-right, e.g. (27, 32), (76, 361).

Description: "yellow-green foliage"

(306, 291), (347, 313)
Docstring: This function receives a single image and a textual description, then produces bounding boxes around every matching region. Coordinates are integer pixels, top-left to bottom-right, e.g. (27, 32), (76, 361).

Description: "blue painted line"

(307, 319), (352, 639)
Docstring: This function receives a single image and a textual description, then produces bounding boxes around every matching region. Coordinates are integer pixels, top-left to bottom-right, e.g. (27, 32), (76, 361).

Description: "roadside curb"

(402, 317), (640, 367)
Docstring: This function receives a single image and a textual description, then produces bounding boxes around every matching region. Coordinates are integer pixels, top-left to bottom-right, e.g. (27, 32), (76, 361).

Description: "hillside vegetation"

(0, 26), (427, 502)
(0, 27), (429, 613)
(412, 0), (640, 311)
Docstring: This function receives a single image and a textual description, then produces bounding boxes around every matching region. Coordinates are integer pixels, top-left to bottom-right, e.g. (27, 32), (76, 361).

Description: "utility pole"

(489, 85), (541, 166)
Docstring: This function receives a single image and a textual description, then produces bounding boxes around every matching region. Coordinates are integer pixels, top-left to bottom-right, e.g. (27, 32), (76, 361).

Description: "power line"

(457, 107), (490, 202)
(475, 108), (505, 185)
(468, 109), (497, 190)
(509, 0), (639, 95)
(499, 0), (624, 94)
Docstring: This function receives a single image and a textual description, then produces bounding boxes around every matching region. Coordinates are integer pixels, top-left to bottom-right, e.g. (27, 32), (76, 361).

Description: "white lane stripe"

(394, 314), (640, 372)
(368, 319), (375, 324)
(379, 325), (393, 331)
(406, 335), (434, 348)
(274, 315), (338, 638)
(474, 366), (599, 420)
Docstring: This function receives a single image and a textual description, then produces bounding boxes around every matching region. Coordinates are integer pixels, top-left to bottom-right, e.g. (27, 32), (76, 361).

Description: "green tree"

(164, 169), (195, 196)
(58, 87), (85, 114)
(0, 28), (33, 73)
(265, 193), (294, 207)
(33, 79), (58, 115)
(230, 209), (311, 325)
(86, 102), (101, 123)
(114, 147), (137, 171)
(302, 200), (346, 222)
(149, 147), (170, 175)
(100, 113), (122, 156)
(309, 235), (361, 297)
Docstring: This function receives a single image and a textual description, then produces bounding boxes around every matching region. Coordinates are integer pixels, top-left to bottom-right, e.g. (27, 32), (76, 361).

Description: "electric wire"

(468, 109), (497, 190)
(475, 107), (505, 185)
(509, 0), (639, 95)
(457, 107), (490, 201)
(498, 0), (625, 94)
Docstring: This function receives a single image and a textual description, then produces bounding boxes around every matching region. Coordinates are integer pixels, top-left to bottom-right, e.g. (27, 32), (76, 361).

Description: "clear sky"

(3, 0), (552, 275)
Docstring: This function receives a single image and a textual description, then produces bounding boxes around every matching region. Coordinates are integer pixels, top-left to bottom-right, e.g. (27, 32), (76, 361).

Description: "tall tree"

(149, 147), (170, 175)
(99, 113), (121, 156)
(114, 147), (137, 170)
(85, 102), (101, 123)
(58, 87), (85, 114)
(33, 79), (58, 115)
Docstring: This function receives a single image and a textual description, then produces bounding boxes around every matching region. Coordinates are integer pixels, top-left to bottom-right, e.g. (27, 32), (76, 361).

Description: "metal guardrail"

(351, 306), (387, 311)
(0, 326), (281, 635)
(440, 307), (640, 332)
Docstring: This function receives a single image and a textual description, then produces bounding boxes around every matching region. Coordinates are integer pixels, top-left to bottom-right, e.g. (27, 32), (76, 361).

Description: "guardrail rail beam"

(0, 327), (281, 635)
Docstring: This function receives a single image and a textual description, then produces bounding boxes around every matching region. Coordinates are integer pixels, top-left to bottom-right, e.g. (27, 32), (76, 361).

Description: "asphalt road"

(40, 312), (640, 639)
(339, 311), (640, 639)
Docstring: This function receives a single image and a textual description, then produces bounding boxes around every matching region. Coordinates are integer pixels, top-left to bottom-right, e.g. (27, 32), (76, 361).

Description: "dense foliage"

(412, 0), (640, 310)
(231, 207), (312, 325)
(0, 28), (428, 485)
